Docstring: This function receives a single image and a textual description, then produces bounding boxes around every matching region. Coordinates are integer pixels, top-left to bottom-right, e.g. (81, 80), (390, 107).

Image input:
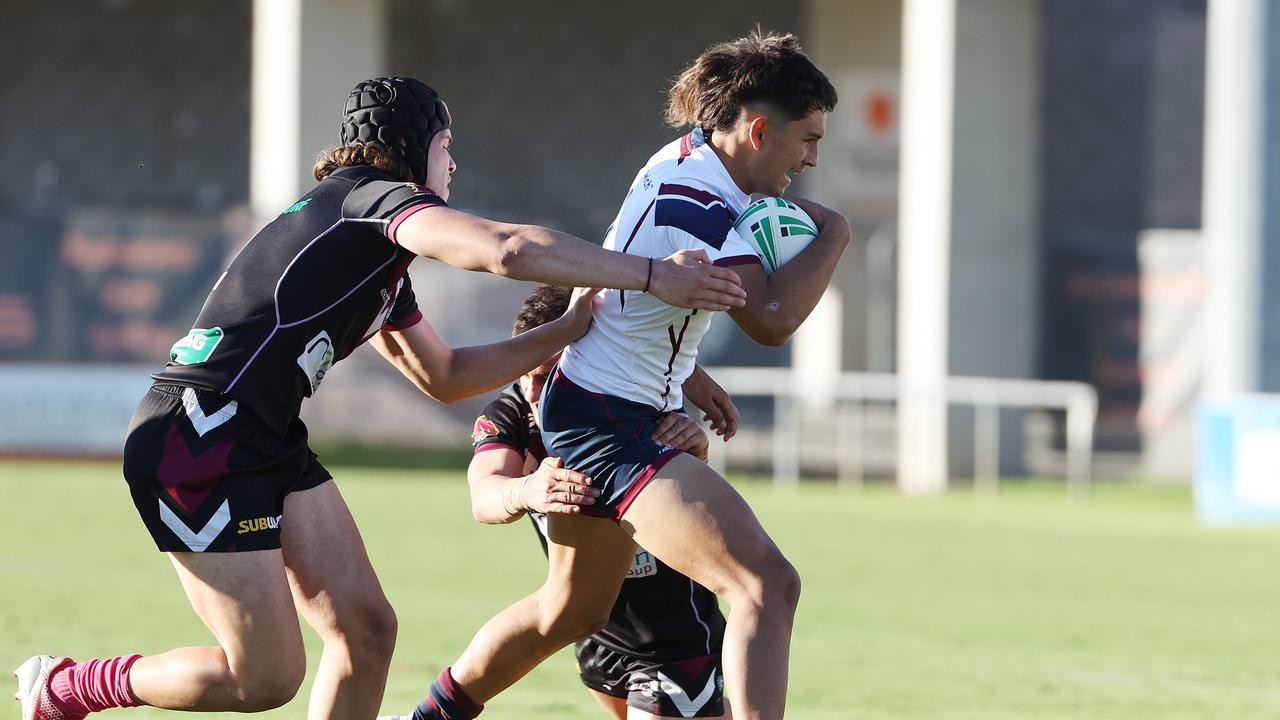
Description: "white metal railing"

(702, 366), (1097, 499)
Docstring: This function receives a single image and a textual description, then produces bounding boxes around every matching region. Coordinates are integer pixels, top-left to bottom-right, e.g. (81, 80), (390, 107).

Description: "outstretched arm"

(370, 288), (597, 404)
(392, 205), (747, 312)
(728, 196), (851, 346)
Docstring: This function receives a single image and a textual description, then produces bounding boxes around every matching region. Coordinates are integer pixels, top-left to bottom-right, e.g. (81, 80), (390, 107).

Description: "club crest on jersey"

(297, 330), (335, 395)
(472, 415), (500, 444)
(170, 327), (224, 365)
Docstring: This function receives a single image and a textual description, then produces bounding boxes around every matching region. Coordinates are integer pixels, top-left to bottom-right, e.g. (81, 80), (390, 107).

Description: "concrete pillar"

(250, 0), (302, 220)
(251, 0), (387, 220)
(896, 0), (955, 494)
(948, 0), (1041, 475)
(1202, 0), (1265, 395)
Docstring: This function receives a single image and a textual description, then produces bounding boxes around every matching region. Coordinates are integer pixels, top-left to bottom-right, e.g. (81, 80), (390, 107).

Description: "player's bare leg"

(621, 454), (800, 720)
(13, 551), (304, 720)
(441, 514), (635, 705)
(281, 481), (398, 720)
(129, 550), (307, 710)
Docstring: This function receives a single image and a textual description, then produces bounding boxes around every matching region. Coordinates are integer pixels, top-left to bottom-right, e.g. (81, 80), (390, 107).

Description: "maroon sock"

(411, 667), (484, 720)
(48, 655), (144, 716)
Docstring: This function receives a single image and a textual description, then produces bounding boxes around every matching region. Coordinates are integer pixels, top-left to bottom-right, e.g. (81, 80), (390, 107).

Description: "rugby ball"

(734, 197), (818, 273)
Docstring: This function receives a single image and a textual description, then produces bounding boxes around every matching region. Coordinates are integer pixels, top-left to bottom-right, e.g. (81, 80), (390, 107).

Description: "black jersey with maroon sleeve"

(472, 385), (726, 662)
(154, 165), (444, 435)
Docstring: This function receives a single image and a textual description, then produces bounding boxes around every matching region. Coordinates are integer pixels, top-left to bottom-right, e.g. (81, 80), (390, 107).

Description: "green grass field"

(3, 460), (1280, 719)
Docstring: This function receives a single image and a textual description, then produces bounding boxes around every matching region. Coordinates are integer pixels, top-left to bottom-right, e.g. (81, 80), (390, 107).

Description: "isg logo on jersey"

(297, 330), (335, 395)
(169, 327), (224, 365)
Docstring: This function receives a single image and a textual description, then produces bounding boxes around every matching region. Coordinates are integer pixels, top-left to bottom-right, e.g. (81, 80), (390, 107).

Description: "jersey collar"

(687, 128), (751, 211)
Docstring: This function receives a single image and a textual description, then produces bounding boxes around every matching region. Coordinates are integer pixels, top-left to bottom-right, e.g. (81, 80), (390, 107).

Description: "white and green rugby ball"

(734, 197), (818, 273)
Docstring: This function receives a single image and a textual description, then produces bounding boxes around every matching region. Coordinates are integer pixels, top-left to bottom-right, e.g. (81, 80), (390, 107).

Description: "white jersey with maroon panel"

(559, 129), (761, 412)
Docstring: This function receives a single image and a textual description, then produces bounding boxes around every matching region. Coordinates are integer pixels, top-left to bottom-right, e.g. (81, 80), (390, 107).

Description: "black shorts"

(122, 383), (331, 553)
(575, 639), (724, 718)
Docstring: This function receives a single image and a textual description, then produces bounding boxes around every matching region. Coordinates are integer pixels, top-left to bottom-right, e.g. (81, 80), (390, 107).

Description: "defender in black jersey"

(16, 77), (746, 720)
(472, 386), (727, 719)
(126, 163), (444, 553)
(462, 286), (736, 719)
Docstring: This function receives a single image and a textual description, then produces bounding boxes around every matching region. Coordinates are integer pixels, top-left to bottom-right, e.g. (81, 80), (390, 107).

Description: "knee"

(230, 655), (305, 711)
(540, 609), (611, 645)
(536, 595), (611, 644)
(726, 548), (801, 618)
(334, 598), (399, 663)
(771, 556), (802, 611)
(359, 599), (399, 660)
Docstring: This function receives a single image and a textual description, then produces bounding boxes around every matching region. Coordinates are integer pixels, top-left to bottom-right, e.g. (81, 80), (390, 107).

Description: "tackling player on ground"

(391, 32), (848, 720)
(12, 77), (744, 720)
(466, 286), (737, 719)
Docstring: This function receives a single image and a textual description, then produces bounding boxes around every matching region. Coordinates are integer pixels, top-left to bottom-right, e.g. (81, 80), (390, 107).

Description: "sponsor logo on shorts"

(627, 548), (658, 579)
(237, 515), (282, 535)
(170, 327), (224, 365)
(297, 330), (335, 395)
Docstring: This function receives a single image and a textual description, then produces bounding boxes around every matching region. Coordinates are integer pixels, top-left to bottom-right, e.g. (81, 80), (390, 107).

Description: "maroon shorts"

(122, 383), (331, 552)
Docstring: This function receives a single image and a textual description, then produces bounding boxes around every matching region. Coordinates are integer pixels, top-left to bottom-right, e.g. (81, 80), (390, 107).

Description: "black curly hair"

(512, 285), (571, 336)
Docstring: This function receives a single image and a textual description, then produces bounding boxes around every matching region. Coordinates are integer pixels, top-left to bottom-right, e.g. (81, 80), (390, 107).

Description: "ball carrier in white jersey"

(560, 128), (762, 415)
(391, 32), (849, 720)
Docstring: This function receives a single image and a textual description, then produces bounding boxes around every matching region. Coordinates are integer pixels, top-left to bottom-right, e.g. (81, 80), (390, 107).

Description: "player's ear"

(748, 114), (768, 151)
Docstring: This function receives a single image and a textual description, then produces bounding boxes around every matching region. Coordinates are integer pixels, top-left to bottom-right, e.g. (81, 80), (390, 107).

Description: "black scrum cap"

(340, 77), (451, 184)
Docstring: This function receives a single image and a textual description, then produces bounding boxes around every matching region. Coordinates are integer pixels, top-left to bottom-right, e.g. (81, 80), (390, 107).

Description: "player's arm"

(468, 449), (600, 524)
(370, 288), (597, 404)
(683, 364), (739, 440)
(728, 196), (851, 346)
(392, 205), (746, 312)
